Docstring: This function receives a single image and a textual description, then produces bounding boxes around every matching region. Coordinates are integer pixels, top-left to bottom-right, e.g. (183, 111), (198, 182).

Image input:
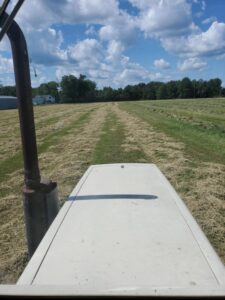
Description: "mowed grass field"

(0, 98), (225, 283)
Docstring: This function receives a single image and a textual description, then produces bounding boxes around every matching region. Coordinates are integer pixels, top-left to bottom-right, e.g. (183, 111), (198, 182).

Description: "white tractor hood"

(3, 163), (225, 296)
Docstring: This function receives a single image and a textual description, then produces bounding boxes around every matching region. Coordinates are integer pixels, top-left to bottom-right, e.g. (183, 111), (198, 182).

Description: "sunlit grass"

(120, 98), (225, 164)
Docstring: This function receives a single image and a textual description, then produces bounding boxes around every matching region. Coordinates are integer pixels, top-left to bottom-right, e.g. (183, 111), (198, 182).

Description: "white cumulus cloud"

(14, 0), (120, 30)
(178, 57), (207, 71)
(154, 58), (170, 69)
(25, 28), (67, 66)
(162, 21), (225, 58)
(106, 40), (125, 62)
(130, 0), (194, 38)
(0, 55), (13, 73)
(99, 11), (137, 46)
(68, 38), (104, 67)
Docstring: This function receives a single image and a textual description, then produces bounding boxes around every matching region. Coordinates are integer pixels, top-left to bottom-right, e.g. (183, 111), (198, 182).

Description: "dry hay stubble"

(38, 103), (109, 205)
(0, 103), (108, 283)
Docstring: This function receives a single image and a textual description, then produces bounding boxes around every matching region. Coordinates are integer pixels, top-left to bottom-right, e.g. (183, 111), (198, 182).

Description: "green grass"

(35, 115), (62, 130)
(0, 101), (225, 284)
(38, 109), (92, 153)
(92, 110), (147, 164)
(0, 110), (93, 184)
(120, 98), (225, 164)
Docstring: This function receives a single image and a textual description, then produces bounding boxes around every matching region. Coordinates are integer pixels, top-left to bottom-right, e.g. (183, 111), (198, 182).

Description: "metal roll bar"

(0, 2), (59, 257)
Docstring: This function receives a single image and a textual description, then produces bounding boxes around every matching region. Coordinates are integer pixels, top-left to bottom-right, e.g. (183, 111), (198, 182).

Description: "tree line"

(0, 75), (224, 103)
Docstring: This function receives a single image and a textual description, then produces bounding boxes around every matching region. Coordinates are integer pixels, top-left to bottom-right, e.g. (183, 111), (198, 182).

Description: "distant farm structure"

(0, 96), (17, 109)
(32, 95), (55, 105)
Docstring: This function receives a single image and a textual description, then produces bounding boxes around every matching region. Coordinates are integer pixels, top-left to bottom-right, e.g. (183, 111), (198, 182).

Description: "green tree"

(156, 84), (168, 99)
(77, 75), (96, 102)
(195, 79), (210, 98)
(60, 75), (79, 103)
(179, 77), (194, 98)
(123, 84), (143, 100)
(0, 85), (16, 96)
(221, 87), (225, 97)
(114, 88), (124, 101)
(208, 78), (222, 97)
(38, 83), (50, 95)
(34, 81), (60, 102)
(60, 74), (96, 103)
(123, 85), (134, 100)
(143, 82), (156, 100)
(46, 81), (60, 102)
(166, 81), (178, 99)
(99, 87), (114, 101)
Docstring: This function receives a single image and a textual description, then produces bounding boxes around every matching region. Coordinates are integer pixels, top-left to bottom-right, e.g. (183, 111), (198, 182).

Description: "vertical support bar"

(0, 13), (59, 257)
(7, 17), (41, 188)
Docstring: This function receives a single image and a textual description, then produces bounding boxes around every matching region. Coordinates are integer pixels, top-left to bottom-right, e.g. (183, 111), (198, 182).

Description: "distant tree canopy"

(60, 74), (96, 103)
(179, 77), (194, 99)
(0, 85), (16, 96)
(59, 76), (223, 102)
(1, 75), (224, 103)
(32, 81), (60, 102)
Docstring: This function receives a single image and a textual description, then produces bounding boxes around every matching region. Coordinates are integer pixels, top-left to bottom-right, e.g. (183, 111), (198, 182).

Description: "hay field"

(0, 98), (224, 283)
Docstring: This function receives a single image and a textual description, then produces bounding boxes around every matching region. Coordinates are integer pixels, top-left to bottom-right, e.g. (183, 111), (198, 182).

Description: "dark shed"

(0, 96), (18, 109)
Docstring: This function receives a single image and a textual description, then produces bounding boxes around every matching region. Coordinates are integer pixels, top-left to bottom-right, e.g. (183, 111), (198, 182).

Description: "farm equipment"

(0, 0), (59, 257)
(0, 0), (225, 297)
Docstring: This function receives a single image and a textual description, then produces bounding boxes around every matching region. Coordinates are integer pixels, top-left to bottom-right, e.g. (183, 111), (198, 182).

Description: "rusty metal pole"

(0, 13), (59, 257)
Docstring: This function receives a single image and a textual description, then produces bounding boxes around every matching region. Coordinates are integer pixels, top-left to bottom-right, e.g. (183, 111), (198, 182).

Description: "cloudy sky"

(0, 0), (225, 88)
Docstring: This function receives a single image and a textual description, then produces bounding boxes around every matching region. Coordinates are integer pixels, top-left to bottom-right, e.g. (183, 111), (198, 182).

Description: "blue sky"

(0, 0), (225, 89)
